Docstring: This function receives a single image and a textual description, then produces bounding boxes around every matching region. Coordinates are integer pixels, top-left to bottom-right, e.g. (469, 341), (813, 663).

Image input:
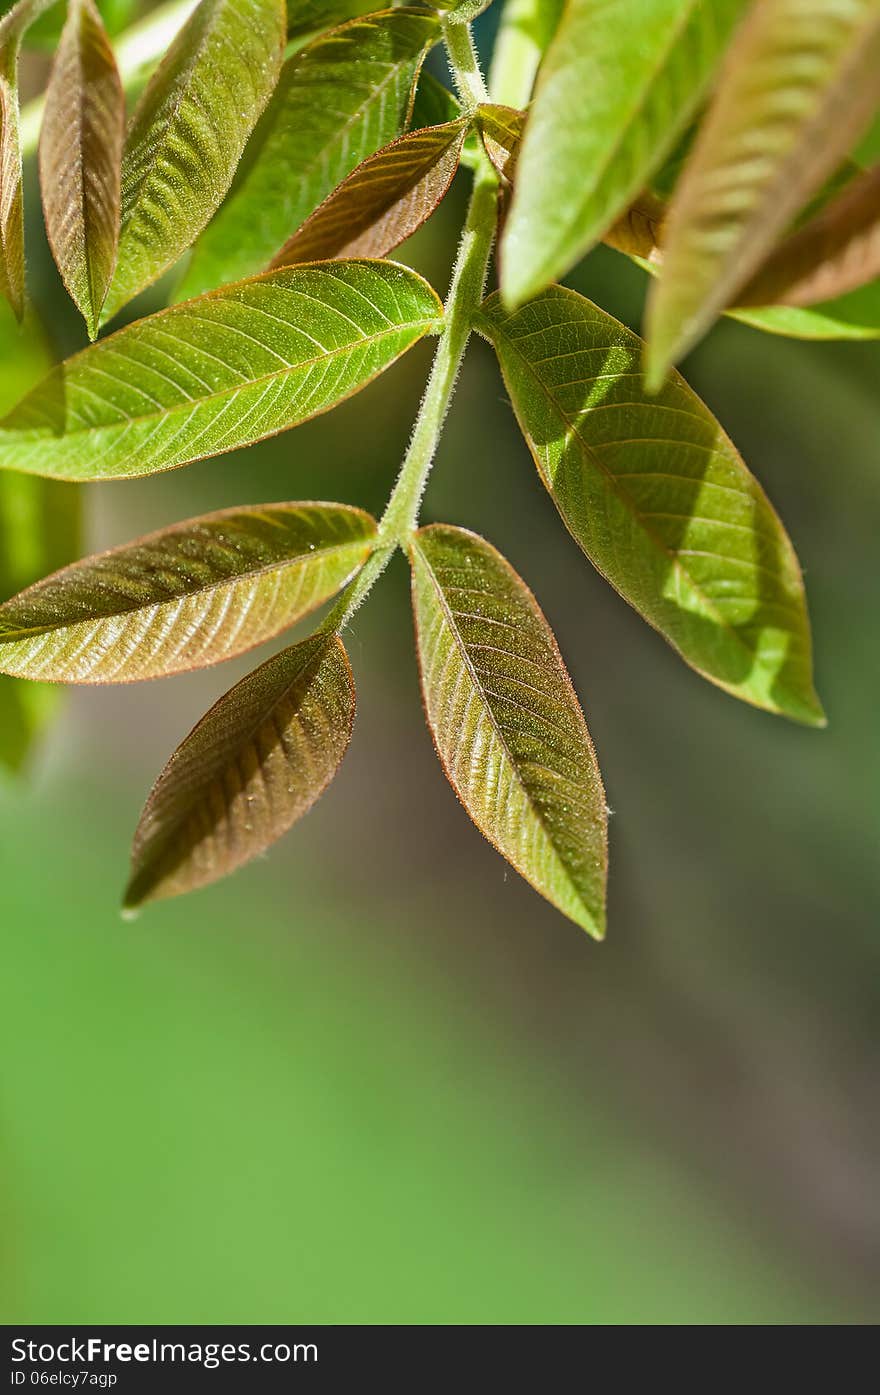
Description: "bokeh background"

(2, 7), (879, 1325)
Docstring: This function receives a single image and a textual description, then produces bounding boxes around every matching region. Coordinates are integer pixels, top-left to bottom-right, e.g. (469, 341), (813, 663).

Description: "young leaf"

(476, 102), (522, 183)
(410, 524), (607, 938)
(124, 633), (355, 908)
(0, 299), (81, 773)
(0, 260), (442, 481)
(645, 0), (880, 384)
(500, 0), (748, 308)
(737, 164), (880, 310)
(101, 0), (286, 324)
(178, 9), (441, 300)
(270, 121), (467, 267)
(0, 0), (56, 319)
(39, 0), (124, 339)
(478, 286), (824, 726)
(0, 501), (376, 683)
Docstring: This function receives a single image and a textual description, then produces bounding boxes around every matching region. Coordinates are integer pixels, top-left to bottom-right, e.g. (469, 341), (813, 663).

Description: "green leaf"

(178, 9), (440, 300)
(39, 0), (124, 338)
(409, 68), (461, 132)
(271, 121), (466, 267)
(645, 0), (880, 384)
(0, 299), (81, 772)
(737, 163), (880, 310)
(286, 0), (380, 41)
(478, 286), (824, 726)
(0, 0), (56, 319)
(101, 0), (286, 324)
(500, 0), (748, 308)
(0, 501), (375, 683)
(410, 524), (607, 938)
(124, 632), (355, 909)
(0, 259), (442, 481)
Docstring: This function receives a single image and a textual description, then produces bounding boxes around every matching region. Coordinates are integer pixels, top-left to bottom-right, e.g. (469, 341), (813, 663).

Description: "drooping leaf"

(39, 0), (124, 338)
(0, 260), (442, 481)
(271, 121), (466, 267)
(500, 0), (749, 308)
(178, 9), (441, 300)
(0, 501), (375, 683)
(737, 163), (880, 309)
(0, 0), (56, 319)
(410, 524), (607, 937)
(100, 0), (286, 324)
(0, 299), (80, 773)
(124, 632), (355, 908)
(645, 0), (880, 384)
(478, 286), (824, 726)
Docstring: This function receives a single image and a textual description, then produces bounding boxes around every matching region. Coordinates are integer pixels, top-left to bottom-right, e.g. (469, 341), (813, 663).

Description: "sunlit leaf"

(124, 633), (355, 908)
(101, 0), (286, 324)
(178, 9), (440, 299)
(645, 0), (880, 385)
(479, 286), (824, 726)
(500, 0), (748, 308)
(476, 102), (522, 183)
(0, 260), (442, 481)
(0, 501), (375, 683)
(411, 524), (607, 937)
(0, 300), (80, 773)
(737, 163), (880, 309)
(39, 0), (124, 338)
(271, 121), (466, 267)
(0, 0), (56, 319)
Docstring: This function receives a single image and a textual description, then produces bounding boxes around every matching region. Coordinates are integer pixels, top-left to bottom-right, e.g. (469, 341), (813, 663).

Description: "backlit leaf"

(101, 0), (286, 324)
(737, 163), (880, 309)
(124, 633), (355, 908)
(0, 0), (56, 319)
(0, 259), (442, 481)
(39, 0), (124, 338)
(410, 524), (607, 938)
(645, 0), (880, 384)
(271, 121), (466, 267)
(178, 9), (440, 299)
(500, 0), (748, 308)
(479, 286), (824, 726)
(0, 501), (375, 683)
(476, 102), (522, 183)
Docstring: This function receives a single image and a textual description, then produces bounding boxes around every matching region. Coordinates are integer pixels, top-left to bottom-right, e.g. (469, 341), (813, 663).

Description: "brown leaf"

(39, 0), (124, 338)
(0, 0), (56, 319)
(124, 633), (355, 908)
(270, 120), (466, 267)
(737, 162), (880, 308)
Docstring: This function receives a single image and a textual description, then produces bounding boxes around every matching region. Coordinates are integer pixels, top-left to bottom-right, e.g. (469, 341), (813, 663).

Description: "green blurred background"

(2, 10), (879, 1326)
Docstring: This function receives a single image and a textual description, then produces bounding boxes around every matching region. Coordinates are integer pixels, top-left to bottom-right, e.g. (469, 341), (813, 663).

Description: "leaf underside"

(124, 633), (355, 908)
(0, 501), (376, 683)
(501, 0), (748, 307)
(479, 286), (824, 726)
(411, 524), (607, 937)
(0, 260), (442, 481)
(645, 0), (880, 381)
(39, 0), (124, 338)
(178, 8), (440, 299)
(102, 0), (286, 324)
(271, 120), (466, 266)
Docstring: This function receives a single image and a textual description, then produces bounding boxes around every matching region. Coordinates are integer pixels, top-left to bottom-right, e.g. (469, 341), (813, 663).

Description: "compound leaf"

(124, 632), (355, 908)
(645, 0), (880, 383)
(271, 120), (466, 266)
(39, 0), (124, 338)
(501, 0), (748, 308)
(0, 501), (375, 683)
(0, 259), (442, 481)
(101, 0), (286, 324)
(410, 523), (607, 938)
(178, 9), (440, 299)
(737, 162), (880, 309)
(479, 286), (824, 726)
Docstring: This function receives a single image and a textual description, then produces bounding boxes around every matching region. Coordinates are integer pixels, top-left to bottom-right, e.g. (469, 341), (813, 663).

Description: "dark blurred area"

(1, 13), (879, 1326)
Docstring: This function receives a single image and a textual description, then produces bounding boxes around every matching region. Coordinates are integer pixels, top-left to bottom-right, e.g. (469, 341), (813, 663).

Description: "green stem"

(443, 19), (490, 110)
(320, 23), (500, 636)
